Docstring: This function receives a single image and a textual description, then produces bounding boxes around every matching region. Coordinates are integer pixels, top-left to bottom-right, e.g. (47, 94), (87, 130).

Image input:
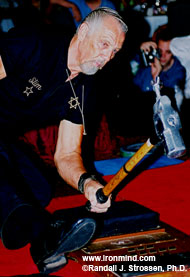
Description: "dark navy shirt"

(0, 25), (95, 136)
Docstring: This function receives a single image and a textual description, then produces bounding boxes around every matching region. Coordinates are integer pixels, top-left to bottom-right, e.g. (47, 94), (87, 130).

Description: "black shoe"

(30, 217), (96, 274)
(1, 205), (51, 250)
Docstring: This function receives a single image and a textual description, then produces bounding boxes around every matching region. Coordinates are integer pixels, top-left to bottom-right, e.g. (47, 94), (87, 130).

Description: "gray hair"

(77, 7), (128, 34)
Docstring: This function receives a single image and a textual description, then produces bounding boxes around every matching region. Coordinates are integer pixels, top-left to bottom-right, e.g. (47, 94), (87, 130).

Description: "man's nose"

(161, 52), (166, 58)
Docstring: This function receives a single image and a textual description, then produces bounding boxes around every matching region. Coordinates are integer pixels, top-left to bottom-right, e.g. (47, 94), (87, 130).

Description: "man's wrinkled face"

(158, 40), (173, 69)
(77, 17), (125, 75)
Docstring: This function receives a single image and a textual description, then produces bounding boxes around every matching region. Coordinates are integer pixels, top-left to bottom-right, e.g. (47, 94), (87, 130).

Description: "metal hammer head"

(153, 95), (186, 158)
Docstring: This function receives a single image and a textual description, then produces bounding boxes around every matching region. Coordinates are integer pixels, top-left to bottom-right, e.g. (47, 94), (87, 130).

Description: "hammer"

(87, 78), (186, 208)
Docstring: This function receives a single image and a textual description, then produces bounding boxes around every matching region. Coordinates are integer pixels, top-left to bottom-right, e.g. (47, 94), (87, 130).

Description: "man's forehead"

(158, 40), (171, 46)
(96, 17), (125, 39)
(102, 16), (122, 30)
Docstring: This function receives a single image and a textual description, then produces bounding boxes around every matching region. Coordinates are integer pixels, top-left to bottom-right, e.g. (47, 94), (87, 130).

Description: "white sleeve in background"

(170, 36), (190, 99)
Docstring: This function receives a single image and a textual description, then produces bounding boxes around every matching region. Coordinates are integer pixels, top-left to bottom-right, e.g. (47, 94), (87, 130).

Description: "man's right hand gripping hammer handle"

(86, 188), (109, 210)
(86, 138), (155, 211)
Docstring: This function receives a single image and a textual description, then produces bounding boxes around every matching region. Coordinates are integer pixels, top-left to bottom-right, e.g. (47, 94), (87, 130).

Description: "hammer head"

(153, 95), (186, 158)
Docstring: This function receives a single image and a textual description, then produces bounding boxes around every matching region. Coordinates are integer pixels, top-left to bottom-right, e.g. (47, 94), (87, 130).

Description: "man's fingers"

(140, 41), (157, 52)
(89, 196), (111, 213)
(90, 207), (108, 213)
(90, 205), (110, 213)
(84, 180), (112, 213)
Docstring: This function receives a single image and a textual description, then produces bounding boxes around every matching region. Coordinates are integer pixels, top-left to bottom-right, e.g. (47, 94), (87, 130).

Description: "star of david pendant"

(68, 96), (80, 109)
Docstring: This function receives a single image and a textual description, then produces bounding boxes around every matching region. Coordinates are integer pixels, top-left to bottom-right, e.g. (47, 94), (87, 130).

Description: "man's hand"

(140, 41), (157, 52)
(84, 180), (111, 213)
(151, 57), (162, 81)
(140, 41), (162, 80)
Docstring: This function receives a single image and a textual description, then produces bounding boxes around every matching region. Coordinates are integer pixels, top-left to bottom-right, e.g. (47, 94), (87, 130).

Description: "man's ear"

(77, 23), (89, 41)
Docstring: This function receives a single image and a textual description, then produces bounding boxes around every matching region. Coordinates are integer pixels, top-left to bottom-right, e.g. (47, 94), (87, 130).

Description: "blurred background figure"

(0, 0), (31, 34)
(0, 0), (20, 33)
(167, 0), (190, 100)
(70, 0), (116, 27)
(45, 0), (79, 34)
(170, 36), (190, 101)
(48, 0), (116, 29)
(0, 0), (45, 34)
(133, 25), (186, 112)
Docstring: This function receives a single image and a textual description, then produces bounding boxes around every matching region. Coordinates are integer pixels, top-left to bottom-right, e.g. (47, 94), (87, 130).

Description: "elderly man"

(0, 7), (127, 274)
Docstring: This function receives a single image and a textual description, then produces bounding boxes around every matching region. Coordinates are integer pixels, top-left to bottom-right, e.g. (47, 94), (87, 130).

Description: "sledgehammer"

(87, 77), (186, 208)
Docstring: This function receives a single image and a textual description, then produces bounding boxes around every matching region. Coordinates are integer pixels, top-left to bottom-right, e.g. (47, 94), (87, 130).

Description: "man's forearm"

(54, 151), (86, 191)
(49, 0), (76, 9)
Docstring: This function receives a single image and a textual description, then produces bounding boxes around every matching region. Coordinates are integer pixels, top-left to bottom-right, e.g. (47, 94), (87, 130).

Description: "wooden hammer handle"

(102, 139), (154, 197)
(86, 139), (155, 210)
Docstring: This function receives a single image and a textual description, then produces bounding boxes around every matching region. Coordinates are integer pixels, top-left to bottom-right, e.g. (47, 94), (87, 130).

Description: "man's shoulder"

(0, 24), (71, 72)
(173, 56), (186, 72)
(5, 24), (71, 42)
(1, 25), (34, 42)
(165, 57), (186, 81)
(0, 25), (41, 62)
(1, 25), (44, 50)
